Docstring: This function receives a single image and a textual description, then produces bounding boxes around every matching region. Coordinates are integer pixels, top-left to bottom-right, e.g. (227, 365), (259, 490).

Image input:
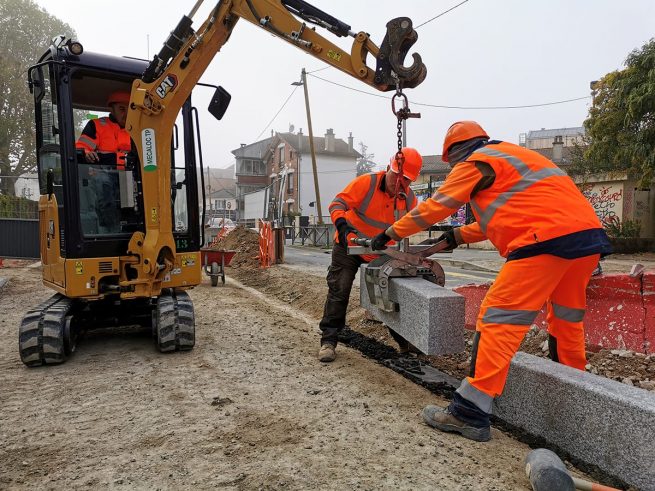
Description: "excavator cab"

(21, 39), (223, 365)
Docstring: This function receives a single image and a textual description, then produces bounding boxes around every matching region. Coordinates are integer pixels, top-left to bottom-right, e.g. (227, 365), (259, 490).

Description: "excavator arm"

(123, 0), (427, 297)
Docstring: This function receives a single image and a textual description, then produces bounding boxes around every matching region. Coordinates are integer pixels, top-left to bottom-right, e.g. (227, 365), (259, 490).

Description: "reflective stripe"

(432, 191), (465, 209)
(471, 147), (567, 233)
(482, 307), (539, 325)
(456, 378), (493, 414)
(354, 209), (393, 230)
(406, 207), (432, 229)
(77, 135), (97, 150)
(329, 197), (349, 211)
(552, 302), (585, 322)
(359, 174), (378, 214)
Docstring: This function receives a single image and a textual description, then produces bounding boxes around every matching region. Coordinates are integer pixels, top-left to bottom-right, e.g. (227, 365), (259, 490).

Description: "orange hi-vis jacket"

(329, 171), (417, 260)
(388, 142), (601, 258)
(76, 117), (131, 170)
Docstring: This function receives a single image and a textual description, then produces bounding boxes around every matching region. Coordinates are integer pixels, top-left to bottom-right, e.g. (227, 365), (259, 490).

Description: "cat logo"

(75, 261), (83, 275)
(156, 74), (178, 99)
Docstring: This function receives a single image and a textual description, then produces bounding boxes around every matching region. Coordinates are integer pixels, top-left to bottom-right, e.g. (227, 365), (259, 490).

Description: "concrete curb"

(496, 352), (655, 491)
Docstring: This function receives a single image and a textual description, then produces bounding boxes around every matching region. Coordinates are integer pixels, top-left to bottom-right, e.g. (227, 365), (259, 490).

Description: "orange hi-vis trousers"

(456, 253), (600, 414)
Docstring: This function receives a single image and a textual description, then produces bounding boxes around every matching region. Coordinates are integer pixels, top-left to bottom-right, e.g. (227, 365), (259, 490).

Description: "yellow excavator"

(20, 0), (427, 366)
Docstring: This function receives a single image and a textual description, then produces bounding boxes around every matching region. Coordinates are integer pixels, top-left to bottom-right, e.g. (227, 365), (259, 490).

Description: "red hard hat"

(442, 121), (489, 162)
(389, 147), (423, 181)
(107, 91), (130, 107)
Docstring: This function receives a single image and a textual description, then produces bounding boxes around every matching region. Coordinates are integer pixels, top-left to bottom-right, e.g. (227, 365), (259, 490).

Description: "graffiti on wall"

(580, 183), (624, 226)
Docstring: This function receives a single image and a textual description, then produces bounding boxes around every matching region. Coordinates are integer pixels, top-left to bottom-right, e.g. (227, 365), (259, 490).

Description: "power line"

(308, 73), (591, 110)
(253, 86), (300, 141)
(415, 0), (470, 29)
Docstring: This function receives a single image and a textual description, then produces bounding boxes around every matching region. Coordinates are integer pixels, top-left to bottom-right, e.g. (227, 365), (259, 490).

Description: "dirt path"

(0, 266), (555, 490)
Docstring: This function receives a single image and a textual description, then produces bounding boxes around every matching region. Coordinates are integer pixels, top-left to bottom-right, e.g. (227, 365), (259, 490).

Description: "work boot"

(422, 405), (491, 442)
(318, 343), (336, 363)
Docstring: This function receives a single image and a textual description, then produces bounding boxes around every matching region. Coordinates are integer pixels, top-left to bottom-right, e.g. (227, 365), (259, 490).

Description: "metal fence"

(1, 176), (40, 258)
(285, 224), (335, 247)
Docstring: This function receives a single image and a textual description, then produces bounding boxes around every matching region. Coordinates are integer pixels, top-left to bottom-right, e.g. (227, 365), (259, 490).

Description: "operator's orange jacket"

(387, 141), (601, 256)
(76, 116), (130, 169)
(329, 171), (417, 260)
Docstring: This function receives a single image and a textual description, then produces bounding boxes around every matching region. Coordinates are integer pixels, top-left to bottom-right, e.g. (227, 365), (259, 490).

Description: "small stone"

(541, 340), (549, 353)
(639, 380), (655, 391)
(622, 377), (634, 386)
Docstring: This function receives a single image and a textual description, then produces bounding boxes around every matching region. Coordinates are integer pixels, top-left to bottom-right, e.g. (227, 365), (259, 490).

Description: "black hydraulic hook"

(374, 17), (427, 90)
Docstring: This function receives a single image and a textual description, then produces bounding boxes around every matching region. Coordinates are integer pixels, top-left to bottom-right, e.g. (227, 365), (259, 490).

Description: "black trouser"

(318, 242), (364, 346)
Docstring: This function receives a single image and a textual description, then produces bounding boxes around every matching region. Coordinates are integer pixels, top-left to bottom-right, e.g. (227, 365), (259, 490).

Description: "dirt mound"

(207, 226), (260, 268)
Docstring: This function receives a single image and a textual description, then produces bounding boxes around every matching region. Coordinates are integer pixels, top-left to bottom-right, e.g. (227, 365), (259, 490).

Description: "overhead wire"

(308, 73), (591, 109)
(253, 85), (300, 141)
(415, 0), (470, 29)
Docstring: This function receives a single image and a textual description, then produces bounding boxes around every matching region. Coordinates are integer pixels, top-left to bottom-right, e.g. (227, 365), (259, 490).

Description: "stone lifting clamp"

(350, 238), (450, 312)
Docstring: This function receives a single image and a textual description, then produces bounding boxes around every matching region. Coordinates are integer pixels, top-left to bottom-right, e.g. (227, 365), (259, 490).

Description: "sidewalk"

(437, 247), (655, 275)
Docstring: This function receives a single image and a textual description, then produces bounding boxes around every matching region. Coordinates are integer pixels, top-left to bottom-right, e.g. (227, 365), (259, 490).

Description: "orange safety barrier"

(258, 220), (275, 268)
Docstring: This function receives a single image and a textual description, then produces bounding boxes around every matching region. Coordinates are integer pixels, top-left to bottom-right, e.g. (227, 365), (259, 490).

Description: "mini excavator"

(20, 0), (427, 366)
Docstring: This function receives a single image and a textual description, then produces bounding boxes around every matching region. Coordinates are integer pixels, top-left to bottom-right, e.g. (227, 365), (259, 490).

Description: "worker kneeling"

(371, 121), (612, 442)
(318, 148), (423, 362)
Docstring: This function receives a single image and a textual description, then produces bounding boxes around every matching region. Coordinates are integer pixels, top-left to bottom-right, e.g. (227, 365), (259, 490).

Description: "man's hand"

(370, 231), (391, 251)
(335, 218), (358, 245)
(84, 150), (99, 163)
(437, 229), (459, 251)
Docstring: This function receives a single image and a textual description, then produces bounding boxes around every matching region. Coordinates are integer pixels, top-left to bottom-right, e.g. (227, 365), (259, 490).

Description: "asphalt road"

(283, 245), (497, 288)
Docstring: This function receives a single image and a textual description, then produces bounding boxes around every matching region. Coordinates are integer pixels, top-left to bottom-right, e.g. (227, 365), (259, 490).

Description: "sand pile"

(206, 226), (260, 268)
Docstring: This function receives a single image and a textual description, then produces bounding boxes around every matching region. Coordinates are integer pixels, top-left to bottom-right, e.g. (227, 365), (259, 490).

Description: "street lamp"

(291, 68), (323, 224)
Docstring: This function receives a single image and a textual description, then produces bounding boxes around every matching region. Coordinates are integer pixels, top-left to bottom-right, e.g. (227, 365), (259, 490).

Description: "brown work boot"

(318, 343), (336, 363)
(422, 405), (491, 442)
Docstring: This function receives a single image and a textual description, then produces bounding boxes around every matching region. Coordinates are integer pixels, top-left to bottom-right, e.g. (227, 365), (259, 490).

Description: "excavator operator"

(75, 90), (131, 234)
(318, 147), (423, 363)
(370, 121), (612, 442)
(76, 90), (131, 168)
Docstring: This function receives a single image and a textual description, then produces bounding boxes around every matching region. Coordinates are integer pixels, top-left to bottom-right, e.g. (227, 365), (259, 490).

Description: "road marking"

(445, 270), (491, 280)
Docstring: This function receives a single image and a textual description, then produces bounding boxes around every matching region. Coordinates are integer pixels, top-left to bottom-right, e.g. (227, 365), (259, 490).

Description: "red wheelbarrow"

(200, 248), (236, 286)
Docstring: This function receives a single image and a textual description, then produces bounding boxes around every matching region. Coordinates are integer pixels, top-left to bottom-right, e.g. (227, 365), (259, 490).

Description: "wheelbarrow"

(200, 248), (236, 286)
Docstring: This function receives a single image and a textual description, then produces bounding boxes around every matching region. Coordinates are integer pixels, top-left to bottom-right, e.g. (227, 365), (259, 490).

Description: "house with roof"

(233, 128), (361, 224)
(519, 126), (585, 170)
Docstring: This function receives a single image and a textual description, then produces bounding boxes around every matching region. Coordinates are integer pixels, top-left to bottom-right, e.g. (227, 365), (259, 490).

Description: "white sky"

(34, 0), (655, 169)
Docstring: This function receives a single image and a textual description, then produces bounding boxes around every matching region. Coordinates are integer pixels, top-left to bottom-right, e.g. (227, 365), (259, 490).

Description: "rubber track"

(19, 294), (71, 366)
(155, 290), (195, 352)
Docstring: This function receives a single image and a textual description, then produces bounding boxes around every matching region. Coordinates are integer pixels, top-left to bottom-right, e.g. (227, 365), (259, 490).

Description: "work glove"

(335, 218), (358, 245)
(437, 229), (459, 251)
(370, 231), (392, 251)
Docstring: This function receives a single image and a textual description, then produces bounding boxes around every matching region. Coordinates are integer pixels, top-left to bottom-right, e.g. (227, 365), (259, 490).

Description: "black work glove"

(335, 218), (358, 245)
(370, 231), (392, 251)
(437, 229), (459, 251)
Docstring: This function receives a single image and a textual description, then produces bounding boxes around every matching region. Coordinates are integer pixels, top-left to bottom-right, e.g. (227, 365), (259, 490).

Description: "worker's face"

(385, 169), (411, 197)
(109, 102), (128, 128)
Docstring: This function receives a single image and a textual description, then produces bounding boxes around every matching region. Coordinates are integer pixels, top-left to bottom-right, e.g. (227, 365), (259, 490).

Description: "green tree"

(571, 38), (655, 186)
(0, 0), (75, 195)
(356, 141), (376, 176)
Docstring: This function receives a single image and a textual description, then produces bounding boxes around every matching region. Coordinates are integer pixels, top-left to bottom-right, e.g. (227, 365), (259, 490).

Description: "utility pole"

(293, 68), (323, 224)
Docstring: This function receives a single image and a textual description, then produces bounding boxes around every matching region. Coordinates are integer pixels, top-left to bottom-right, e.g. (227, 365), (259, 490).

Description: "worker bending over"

(318, 148), (423, 362)
(371, 121), (611, 441)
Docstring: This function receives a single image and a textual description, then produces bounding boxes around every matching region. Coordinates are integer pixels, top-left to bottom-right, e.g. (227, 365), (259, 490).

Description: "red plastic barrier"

(585, 274), (646, 352)
(454, 273), (652, 353)
(643, 272), (655, 353)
